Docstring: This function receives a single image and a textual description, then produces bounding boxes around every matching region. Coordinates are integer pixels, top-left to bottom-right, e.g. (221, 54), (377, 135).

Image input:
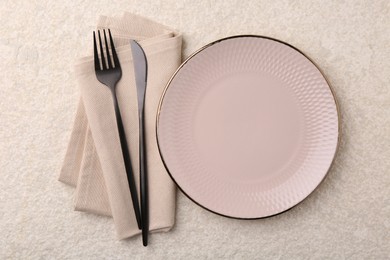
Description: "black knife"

(130, 40), (149, 247)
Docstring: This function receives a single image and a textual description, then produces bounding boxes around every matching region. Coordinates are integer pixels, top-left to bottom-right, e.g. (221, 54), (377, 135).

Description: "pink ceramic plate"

(157, 36), (339, 219)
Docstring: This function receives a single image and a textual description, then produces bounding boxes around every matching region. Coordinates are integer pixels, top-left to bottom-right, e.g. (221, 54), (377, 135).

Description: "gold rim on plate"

(155, 35), (341, 219)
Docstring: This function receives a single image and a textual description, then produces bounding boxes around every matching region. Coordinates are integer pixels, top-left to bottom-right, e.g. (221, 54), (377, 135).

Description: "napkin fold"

(59, 13), (182, 240)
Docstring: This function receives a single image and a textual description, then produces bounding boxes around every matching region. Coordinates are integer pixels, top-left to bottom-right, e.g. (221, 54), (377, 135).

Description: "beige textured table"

(1, 1), (389, 259)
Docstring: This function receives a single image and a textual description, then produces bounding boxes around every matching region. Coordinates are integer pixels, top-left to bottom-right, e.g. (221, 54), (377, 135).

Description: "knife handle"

(113, 93), (142, 230)
(139, 112), (149, 246)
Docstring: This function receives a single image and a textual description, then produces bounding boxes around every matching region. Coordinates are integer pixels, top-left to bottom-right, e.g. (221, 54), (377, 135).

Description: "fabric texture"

(59, 13), (182, 240)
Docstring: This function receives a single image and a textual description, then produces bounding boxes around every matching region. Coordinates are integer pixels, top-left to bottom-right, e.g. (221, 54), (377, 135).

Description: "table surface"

(1, 0), (389, 259)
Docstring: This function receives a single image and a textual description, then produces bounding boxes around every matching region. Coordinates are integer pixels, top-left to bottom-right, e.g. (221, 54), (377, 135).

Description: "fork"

(93, 29), (142, 229)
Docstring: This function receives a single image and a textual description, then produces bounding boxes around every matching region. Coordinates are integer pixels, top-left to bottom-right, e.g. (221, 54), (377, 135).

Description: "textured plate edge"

(155, 34), (342, 220)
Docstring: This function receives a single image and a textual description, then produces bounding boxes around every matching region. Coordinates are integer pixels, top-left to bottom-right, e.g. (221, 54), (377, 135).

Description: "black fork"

(93, 29), (142, 229)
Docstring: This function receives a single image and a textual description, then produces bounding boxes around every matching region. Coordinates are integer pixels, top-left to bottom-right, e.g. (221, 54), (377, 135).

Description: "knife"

(130, 40), (149, 247)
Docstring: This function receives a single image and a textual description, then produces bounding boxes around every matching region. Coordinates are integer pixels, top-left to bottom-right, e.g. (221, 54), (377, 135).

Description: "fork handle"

(139, 111), (148, 246)
(113, 93), (142, 230)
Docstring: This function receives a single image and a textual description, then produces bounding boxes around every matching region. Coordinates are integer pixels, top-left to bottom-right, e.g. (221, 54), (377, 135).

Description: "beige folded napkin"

(59, 13), (182, 240)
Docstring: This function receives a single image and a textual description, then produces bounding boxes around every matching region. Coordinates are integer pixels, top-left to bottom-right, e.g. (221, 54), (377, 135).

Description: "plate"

(157, 36), (339, 219)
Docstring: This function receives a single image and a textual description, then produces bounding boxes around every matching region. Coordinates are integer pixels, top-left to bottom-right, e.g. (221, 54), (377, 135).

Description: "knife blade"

(130, 40), (149, 247)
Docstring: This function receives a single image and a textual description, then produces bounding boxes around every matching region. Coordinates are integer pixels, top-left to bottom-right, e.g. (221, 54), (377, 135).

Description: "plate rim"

(156, 34), (341, 219)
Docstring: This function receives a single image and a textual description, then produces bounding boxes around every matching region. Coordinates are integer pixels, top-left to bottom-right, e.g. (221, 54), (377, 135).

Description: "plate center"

(194, 71), (302, 182)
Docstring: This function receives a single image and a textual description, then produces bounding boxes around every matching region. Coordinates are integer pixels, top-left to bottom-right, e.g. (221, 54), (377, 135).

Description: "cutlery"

(93, 29), (142, 229)
(130, 40), (149, 246)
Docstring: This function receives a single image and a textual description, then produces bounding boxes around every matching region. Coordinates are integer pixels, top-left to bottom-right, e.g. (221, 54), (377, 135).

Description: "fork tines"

(93, 29), (120, 71)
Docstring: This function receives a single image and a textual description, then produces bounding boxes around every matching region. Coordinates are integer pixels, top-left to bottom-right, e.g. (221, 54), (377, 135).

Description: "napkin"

(59, 13), (182, 240)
